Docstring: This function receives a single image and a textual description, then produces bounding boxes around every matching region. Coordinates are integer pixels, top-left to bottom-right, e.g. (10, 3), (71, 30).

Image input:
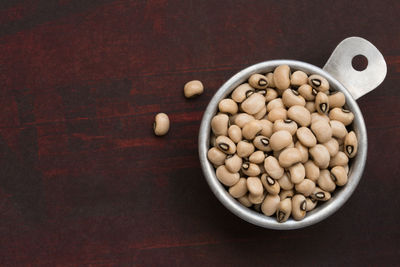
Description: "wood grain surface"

(0, 0), (399, 266)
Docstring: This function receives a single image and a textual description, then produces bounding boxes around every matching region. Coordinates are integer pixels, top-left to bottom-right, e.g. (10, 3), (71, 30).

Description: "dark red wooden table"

(0, 1), (399, 266)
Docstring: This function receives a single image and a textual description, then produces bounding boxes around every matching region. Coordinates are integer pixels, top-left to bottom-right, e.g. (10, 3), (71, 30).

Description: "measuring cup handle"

(323, 37), (387, 100)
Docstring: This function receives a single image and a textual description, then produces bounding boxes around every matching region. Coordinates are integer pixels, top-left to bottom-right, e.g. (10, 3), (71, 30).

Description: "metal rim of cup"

(198, 59), (367, 230)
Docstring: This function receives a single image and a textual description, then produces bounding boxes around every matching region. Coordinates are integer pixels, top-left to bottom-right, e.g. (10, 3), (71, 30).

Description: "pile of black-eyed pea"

(153, 80), (204, 136)
(207, 65), (358, 222)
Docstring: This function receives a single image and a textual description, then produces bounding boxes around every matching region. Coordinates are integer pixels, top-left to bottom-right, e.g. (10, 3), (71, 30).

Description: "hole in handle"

(351, 54), (368, 71)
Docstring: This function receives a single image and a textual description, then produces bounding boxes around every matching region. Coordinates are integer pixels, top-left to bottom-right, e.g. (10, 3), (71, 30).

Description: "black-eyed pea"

(295, 179), (316, 197)
(265, 88), (278, 102)
(228, 125), (242, 143)
(246, 177), (264, 196)
(296, 127), (317, 147)
(305, 101), (316, 113)
(344, 131), (358, 158)
(249, 74), (268, 89)
(212, 161), (223, 169)
(272, 146), (294, 162)
(211, 160), (223, 170)
(309, 144), (330, 169)
(331, 166), (348, 186)
(255, 88), (267, 96)
(238, 194), (253, 207)
(216, 136), (236, 154)
(278, 147), (302, 168)
(266, 98), (284, 112)
(287, 105), (311, 127)
(278, 172), (294, 190)
(322, 138), (339, 157)
(282, 89), (306, 107)
(249, 150), (265, 164)
(261, 174), (280, 195)
(274, 144), (292, 160)
(317, 169), (336, 192)
(289, 163), (305, 184)
(298, 84), (317, 101)
(290, 70), (308, 87)
(311, 112), (330, 124)
(330, 120), (348, 139)
(207, 147), (227, 166)
(266, 73), (276, 88)
(304, 160), (320, 182)
(305, 198), (318, 211)
(308, 74), (329, 92)
(241, 93), (266, 115)
(276, 198), (292, 223)
(261, 194), (281, 216)
(329, 108), (354, 126)
(248, 191), (266, 205)
(328, 91), (346, 108)
(259, 119), (273, 137)
(292, 194), (307, 221)
(153, 113), (170, 136)
(242, 162), (261, 176)
(273, 65), (291, 90)
(242, 120), (262, 140)
(311, 120), (332, 143)
(273, 119), (298, 135)
(225, 154), (242, 173)
(311, 187), (331, 201)
(218, 99), (238, 115)
(231, 83), (254, 103)
(264, 156), (284, 179)
(267, 107), (287, 122)
(237, 140), (255, 158)
(315, 92), (329, 114)
(295, 141), (309, 163)
(184, 80), (204, 98)
(234, 113), (255, 128)
(253, 135), (272, 152)
(269, 130), (292, 151)
(344, 164), (349, 175)
(254, 106), (267, 120)
(329, 151), (349, 167)
(211, 114), (229, 136)
(228, 178), (248, 198)
(279, 189), (294, 200)
(216, 165), (240, 186)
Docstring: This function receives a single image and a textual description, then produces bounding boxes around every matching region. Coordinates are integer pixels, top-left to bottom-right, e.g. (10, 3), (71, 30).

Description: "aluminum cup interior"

(198, 60), (367, 230)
